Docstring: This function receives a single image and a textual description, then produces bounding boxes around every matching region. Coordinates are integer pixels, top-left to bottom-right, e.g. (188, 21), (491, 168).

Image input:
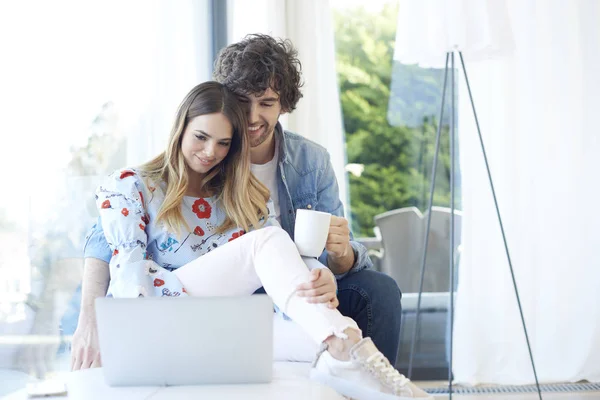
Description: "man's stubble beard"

(250, 125), (274, 148)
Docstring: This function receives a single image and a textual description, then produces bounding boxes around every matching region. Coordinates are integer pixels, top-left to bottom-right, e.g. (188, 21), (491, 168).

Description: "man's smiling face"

(237, 87), (283, 148)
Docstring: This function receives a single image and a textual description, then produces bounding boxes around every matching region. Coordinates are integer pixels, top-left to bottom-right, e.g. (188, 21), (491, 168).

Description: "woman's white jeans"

(174, 226), (358, 344)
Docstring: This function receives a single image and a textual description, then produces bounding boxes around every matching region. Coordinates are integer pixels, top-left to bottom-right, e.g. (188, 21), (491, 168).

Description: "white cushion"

(272, 314), (317, 362)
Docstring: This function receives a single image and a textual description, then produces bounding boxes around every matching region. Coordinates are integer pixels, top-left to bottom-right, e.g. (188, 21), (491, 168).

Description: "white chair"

(362, 206), (462, 377)
(374, 206), (462, 294)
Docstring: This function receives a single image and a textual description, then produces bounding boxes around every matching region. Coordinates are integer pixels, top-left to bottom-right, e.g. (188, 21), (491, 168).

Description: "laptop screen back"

(95, 295), (274, 386)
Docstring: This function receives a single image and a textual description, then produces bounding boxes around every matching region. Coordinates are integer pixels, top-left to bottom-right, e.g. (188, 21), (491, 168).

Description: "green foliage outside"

(333, 2), (461, 237)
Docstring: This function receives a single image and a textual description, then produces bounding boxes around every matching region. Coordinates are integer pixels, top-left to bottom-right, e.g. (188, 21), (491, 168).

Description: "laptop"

(95, 295), (274, 386)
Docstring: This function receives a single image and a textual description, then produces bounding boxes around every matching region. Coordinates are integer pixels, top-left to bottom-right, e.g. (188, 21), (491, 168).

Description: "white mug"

(294, 209), (331, 257)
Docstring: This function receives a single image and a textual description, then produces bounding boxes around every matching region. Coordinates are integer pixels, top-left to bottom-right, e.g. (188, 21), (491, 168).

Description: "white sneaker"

(310, 337), (434, 400)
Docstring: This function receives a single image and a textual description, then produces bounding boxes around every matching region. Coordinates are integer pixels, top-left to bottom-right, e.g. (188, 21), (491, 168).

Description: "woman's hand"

(296, 268), (339, 309)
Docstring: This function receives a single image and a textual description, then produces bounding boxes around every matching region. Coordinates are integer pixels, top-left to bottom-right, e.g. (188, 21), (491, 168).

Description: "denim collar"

(274, 122), (290, 165)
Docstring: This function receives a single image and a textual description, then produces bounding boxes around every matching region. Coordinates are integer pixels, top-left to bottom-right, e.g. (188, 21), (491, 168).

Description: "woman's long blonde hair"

(138, 81), (270, 236)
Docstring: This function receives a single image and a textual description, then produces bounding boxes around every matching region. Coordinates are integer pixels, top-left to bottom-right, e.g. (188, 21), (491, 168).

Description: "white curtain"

(394, 0), (514, 68)
(227, 0), (349, 212)
(125, 0), (213, 166)
(395, 0), (600, 384)
(454, 0), (600, 384)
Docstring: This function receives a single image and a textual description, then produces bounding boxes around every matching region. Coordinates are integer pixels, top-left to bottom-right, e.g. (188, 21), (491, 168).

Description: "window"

(332, 0), (462, 378)
(332, 0), (461, 237)
(0, 1), (211, 392)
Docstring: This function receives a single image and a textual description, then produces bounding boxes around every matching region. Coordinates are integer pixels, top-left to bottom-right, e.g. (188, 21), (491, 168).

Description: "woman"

(96, 81), (431, 400)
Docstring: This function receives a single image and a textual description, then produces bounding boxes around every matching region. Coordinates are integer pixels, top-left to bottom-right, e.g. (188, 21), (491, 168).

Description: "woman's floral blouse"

(96, 168), (276, 298)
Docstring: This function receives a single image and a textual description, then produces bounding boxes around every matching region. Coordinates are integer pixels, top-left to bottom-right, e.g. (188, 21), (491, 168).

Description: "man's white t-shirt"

(250, 143), (281, 223)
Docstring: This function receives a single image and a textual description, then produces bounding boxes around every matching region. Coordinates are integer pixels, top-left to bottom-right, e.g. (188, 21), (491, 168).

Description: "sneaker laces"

(363, 352), (410, 392)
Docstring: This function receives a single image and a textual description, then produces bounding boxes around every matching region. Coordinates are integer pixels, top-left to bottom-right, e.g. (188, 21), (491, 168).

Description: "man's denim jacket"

(84, 123), (373, 277)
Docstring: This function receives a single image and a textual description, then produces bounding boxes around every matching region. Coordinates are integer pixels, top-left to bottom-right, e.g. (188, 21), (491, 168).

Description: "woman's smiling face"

(180, 112), (233, 178)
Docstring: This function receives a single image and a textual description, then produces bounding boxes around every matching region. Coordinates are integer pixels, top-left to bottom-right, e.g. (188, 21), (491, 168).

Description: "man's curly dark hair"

(213, 34), (303, 112)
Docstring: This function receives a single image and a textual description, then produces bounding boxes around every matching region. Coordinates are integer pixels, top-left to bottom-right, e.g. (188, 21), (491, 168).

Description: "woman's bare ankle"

(324, 328), (362, 361)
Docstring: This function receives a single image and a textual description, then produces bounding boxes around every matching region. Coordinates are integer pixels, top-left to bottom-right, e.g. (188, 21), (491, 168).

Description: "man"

(71, 34), (402, 371)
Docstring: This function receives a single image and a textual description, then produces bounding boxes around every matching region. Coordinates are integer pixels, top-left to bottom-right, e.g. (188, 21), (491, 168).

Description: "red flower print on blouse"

(121, 208), (129, 217)
(139, 191), (145, 207)
(228, 230), (245, 242)
(153, 278), (165, 287)
(192, 198), (212, 219)
(141, 214), (150, 225)
(139, 223), (145, 231)
(193, 226), (205, 236)
(101, 200), (111, 209)
(120, 170), (135, 179)
(113, 249), (119, 256)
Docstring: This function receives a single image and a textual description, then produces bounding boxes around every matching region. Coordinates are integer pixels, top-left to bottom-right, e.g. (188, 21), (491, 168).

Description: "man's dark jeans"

(336, 269), (402, 364)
